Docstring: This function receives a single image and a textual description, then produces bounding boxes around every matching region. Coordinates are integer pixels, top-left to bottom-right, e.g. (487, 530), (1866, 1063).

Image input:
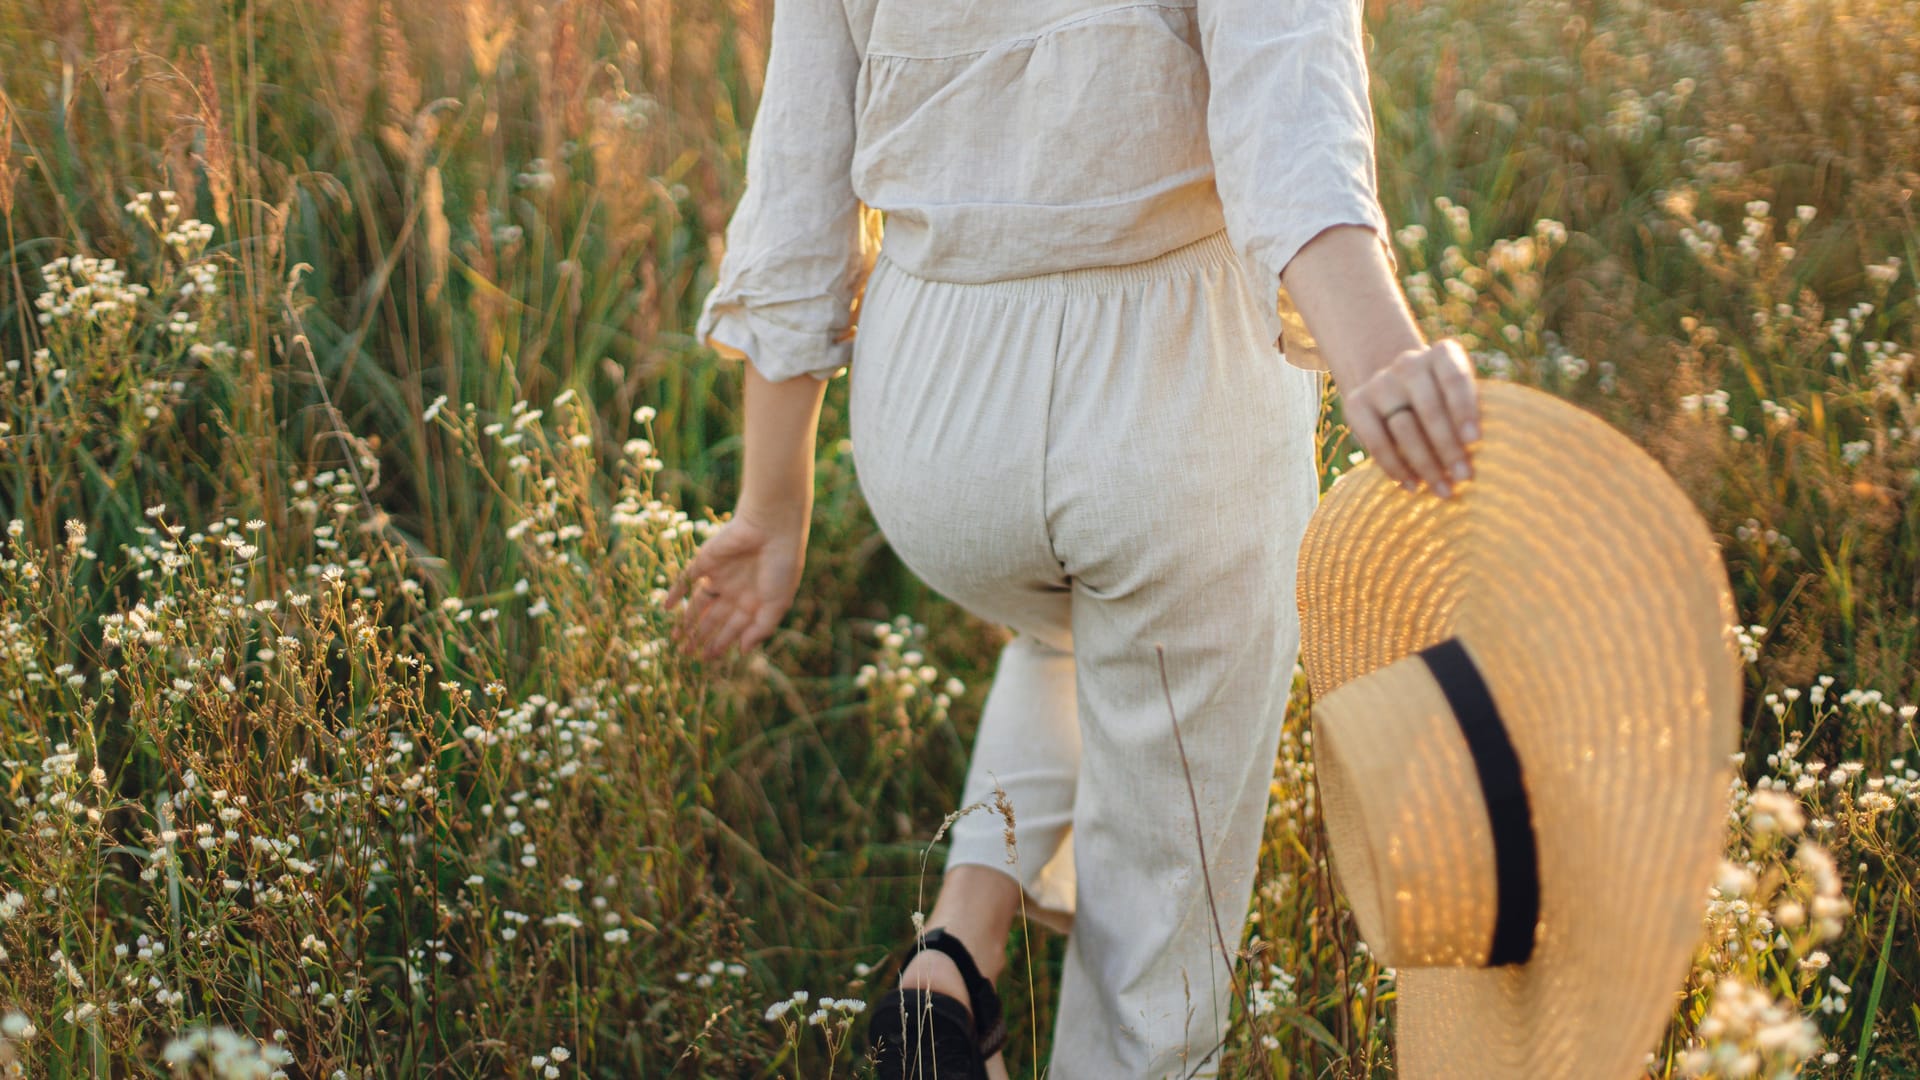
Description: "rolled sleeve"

(694, 0), (866, 384)
(1196, 0), (1398, 286)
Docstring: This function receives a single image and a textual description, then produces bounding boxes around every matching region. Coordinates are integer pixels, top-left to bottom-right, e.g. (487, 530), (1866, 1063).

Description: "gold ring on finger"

(1382, 402), (1416, 421)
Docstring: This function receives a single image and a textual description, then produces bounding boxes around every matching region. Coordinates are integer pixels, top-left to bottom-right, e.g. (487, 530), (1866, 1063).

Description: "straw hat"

(1296, 380), (1742, 1078)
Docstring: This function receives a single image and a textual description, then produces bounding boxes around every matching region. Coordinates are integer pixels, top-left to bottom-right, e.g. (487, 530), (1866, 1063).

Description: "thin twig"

(1157, 643), (1236, 980)
(1158, 643), (1271, 1080)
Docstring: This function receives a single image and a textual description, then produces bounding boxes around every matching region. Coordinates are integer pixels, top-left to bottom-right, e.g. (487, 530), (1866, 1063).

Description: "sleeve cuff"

(1261, 211), (1398, 287)
(695, 291), (851, 384)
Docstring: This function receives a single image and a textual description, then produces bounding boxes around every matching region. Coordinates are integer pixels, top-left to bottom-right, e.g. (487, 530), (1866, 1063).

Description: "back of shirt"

(697, 0), (1397, 382)
(844, 0), (1228, 283)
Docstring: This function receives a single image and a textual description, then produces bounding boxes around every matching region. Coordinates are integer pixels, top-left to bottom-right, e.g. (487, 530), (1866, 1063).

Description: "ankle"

(898, 948), (971, 1018)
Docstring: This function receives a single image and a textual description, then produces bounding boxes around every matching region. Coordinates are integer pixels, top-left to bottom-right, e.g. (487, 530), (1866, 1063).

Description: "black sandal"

(866, 927), (1007, 1079)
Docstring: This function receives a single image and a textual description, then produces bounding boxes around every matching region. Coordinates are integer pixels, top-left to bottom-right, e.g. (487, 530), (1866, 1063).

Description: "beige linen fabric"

(696, 0), (1398, 382)
(849, 228), (1323, 1077)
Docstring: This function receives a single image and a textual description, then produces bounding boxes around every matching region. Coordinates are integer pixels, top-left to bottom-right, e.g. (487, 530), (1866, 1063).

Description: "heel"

(913, 927), (1006, 1057)
(864, 927), (1006, 1078)
(867, 987), (989, 1080)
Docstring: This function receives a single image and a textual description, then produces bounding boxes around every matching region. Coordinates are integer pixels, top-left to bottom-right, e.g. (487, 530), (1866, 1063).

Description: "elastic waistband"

(874, 228), (1242, 297)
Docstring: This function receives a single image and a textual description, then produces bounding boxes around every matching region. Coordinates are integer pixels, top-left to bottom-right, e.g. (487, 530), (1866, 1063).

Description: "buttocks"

(845, 0), (1230, 284)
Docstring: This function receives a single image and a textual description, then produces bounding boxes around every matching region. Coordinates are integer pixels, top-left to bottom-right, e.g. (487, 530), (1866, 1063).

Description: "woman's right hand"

(1340, 337), (1482, 499)
(664, 500), (809, 662)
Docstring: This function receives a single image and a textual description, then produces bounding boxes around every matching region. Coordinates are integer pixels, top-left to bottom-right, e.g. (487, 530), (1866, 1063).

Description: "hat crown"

(1314, 638), (1535, 970)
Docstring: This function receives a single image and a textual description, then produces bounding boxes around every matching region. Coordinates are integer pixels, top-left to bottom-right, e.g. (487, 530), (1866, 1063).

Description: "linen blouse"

(695, 0), (1399, 383)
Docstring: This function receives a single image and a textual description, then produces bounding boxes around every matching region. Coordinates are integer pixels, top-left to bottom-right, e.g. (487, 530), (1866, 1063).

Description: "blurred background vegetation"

(0, 0), (1914, 1074)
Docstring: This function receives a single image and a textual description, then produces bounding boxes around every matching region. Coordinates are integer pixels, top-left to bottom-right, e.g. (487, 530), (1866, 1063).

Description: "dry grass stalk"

(639, 0), (675, 99)
(0, 101), (15, 218)
(422, 164), (449, 305)
(548, 2), (587, 138)
(82, 0), (134, 141)
(191, 44), (232, 228)
(378, 0), (422, 126)
(462, 0), (514, 81)
(332, 0), (377, 126)
(1156, 643), (1273, 1080)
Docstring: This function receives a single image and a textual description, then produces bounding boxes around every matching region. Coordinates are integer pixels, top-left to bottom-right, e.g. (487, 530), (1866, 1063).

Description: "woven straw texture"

(1313, 655), (1504, 969)
(1297, 381), (1742, 1079)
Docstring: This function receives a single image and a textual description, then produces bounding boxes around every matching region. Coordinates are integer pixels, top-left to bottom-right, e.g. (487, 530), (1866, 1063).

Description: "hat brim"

(1296, 381), (1742, 1078)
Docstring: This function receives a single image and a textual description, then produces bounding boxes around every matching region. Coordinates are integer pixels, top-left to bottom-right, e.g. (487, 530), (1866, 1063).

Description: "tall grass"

(0, 0), (1914, 1075)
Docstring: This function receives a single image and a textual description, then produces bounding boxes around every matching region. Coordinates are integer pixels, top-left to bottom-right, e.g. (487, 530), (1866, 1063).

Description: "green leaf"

(1276, 1007), (1345, 1056)
(1851, 892), (1900, 1080)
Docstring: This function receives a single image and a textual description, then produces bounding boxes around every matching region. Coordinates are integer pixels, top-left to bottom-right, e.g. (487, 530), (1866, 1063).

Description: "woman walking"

(666, 0), (1481, 1074)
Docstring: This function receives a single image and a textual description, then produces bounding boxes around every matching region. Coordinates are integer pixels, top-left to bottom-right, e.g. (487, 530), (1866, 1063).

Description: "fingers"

(689, 589), (734, 654)
(1434, 340), (1481, 444)
(1404, 367), (1468, 493)
(741, 605), (783, 654)
(1386, 407), (1449, 497)
(669, 584), (709, 647)
(663, 520), (794, 663)
(698, 603), (782, 660)
(664, 551), (705, 610)
(1348, 407), (1415, 491)
(681, 595), (726, 655)
(669, 584), (745, 661)
(1345, 339), (1481, 499)
(706, 607), (756, 660)
(668, 556), (718, 640)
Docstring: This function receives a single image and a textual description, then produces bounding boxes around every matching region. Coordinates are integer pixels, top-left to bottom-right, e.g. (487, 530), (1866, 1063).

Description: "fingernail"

(1451, 461), (1471, 483)
(1463, 422), (1480, 441)
(1402, 480), (1418, 494)
(1434, 481), (1452, 499)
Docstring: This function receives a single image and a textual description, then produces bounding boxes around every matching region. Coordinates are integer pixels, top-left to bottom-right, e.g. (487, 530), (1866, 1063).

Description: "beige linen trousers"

(849, 226), (1322, 1077)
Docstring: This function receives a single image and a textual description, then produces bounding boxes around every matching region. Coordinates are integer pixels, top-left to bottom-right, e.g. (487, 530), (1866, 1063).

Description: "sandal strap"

(915, 927), (1007, 1058)
(867, 988), (989, 1080)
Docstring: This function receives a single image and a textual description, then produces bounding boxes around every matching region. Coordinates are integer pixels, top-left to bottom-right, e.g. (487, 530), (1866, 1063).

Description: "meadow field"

(0, 0), (1915, 1074)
